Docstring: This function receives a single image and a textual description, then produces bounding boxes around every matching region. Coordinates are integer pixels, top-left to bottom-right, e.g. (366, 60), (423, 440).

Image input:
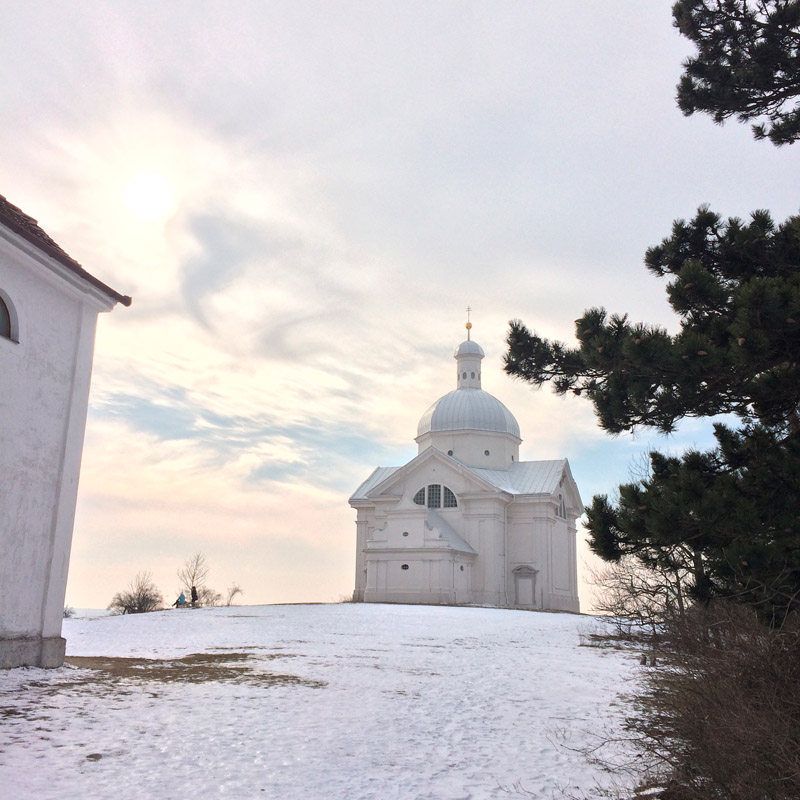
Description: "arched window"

(0, 296), (10, 339)
(0, 292), (18, 342)
(413, 484), (458, 508)
(556, 494), (566, 519)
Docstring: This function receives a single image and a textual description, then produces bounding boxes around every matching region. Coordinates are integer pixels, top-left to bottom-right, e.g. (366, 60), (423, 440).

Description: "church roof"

(454, 339), (484, 357)
(470, 460), (568, 495)
(350, 466), (401, 500)
(0, 194), (132, 307)
(417, 389), (521, 439)
(349, 457), (571, 502)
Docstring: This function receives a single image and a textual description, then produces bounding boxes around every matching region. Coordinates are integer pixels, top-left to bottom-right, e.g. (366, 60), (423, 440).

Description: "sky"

(1, 1), (797, 610)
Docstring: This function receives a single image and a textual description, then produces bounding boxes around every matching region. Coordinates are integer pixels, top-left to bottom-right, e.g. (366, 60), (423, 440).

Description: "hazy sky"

(2, 2), (796, 609)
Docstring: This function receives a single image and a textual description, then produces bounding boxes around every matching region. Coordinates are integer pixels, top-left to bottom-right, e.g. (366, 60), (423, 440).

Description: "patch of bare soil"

(63, 652), (325, 688)
(0, 653), (325, 725)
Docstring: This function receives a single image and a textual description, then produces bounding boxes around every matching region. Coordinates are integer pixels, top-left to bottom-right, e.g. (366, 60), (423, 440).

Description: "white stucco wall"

(417, 429), (520, 469)
(0, 229), (115, 668)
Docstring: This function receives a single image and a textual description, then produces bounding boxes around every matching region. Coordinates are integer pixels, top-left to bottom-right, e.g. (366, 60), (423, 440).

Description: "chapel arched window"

(0, 295), (11, 340)
(556, 494), (566, 519)
(413, 484), (457, 509)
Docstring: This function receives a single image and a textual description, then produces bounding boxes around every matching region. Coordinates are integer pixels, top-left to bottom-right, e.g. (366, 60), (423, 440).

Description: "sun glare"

(123, 171), (177, 221)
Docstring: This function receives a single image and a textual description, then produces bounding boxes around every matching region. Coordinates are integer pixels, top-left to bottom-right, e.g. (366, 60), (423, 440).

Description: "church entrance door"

(513, 566), (538, 607)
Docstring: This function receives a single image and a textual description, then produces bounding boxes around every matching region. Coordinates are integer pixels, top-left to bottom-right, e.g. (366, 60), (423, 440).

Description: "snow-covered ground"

(1, 604), (641, 799)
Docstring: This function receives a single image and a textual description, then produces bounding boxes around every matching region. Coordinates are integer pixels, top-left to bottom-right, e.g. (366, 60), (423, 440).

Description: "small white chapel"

(0, 194), (129, 668)
(349, 320), (582, 612)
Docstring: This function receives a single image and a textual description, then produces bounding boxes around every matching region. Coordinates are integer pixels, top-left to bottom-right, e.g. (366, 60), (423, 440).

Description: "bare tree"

(225, 584), (243, 606)
(108, 571), (163, 614)
(177, 552), (225, 607)
(177, 552), (210, 594)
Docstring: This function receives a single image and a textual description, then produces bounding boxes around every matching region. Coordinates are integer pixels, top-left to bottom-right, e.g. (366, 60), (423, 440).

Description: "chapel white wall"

(417, 430), (519, 468)
(0, 233), (111, 668)
(505, 500), (580, 613)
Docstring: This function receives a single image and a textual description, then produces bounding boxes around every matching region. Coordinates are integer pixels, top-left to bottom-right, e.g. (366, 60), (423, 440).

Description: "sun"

(123, 171), (177, 221)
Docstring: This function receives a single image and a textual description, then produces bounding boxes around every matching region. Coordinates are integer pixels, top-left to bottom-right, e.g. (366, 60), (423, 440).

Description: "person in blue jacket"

(172, 592), (186, 608)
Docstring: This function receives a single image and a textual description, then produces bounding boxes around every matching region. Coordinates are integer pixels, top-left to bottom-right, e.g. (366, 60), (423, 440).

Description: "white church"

(350, 322), (582, 612)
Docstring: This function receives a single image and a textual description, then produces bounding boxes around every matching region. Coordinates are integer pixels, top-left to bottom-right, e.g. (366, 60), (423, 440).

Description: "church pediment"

(555, 460), (583, 515)
(360, 447), (508, 505)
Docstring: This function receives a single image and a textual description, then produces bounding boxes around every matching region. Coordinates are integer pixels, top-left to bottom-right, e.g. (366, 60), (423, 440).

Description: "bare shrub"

(589, 554), (691, 644)
(627, 601), (800, 799)
(198, 586), (221, 607)
(108, 571), (163, 615)
(225, 584), (243, 606)
(62, 606), (75, 618)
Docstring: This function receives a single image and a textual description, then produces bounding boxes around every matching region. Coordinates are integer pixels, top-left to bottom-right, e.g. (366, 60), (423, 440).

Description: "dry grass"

(0, 651), (326, 724)
(63, 651), (325, 689)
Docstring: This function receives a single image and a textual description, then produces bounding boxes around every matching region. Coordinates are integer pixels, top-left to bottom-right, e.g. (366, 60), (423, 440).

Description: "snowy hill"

(0, 604), (640, 799)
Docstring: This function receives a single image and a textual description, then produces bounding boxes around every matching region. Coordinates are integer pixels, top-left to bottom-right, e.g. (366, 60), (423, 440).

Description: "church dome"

(417, 389), (521, 438)
(454, 340), (485, 358)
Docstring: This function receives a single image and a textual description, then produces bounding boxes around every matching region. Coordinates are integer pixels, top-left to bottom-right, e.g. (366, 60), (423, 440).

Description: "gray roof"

(470, 460), (568, 495)
(416, 388), (520, 438)
(350, 458), (569, 501)
(454, 339), (484, 357)
(349, 466), (401, 501)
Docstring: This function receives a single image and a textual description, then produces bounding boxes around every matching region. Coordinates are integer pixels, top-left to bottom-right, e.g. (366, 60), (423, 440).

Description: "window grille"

(413, 484), (457, 508)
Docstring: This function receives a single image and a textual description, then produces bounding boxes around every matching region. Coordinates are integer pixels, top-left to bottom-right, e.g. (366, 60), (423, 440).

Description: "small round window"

(402, 531), (409, 537)
(447, 450), (453, 456)
(484, 450), (490, 456)
(401, 564), (409, 570)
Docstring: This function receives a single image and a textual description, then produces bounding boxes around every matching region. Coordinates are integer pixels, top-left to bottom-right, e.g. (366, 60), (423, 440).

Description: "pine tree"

(673, 0), (800, 144)
(505, 208), (800, 622)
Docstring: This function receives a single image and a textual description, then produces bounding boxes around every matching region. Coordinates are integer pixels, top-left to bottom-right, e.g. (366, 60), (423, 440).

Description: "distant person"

(191, 585), (198, 607)
(172, 592), (186, 608)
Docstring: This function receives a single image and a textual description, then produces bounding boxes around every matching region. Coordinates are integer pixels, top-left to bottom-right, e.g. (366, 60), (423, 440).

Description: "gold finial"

(466, 306), (472, 340)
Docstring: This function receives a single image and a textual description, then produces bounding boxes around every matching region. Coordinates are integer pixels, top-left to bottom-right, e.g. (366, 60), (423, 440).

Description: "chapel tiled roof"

(0, 194), (131, 307)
